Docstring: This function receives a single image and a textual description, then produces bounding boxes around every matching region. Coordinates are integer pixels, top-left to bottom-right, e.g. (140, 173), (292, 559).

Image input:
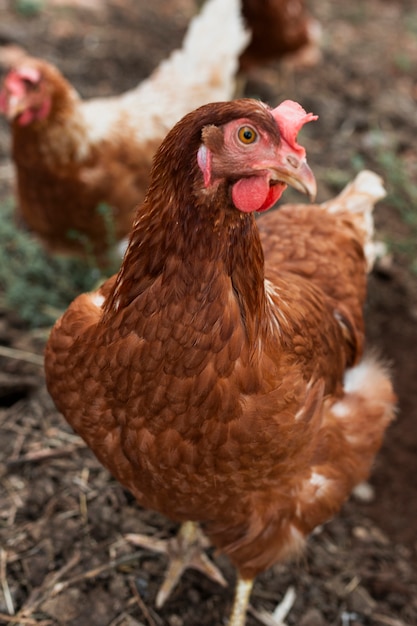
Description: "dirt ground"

(0, 0), (417, 625)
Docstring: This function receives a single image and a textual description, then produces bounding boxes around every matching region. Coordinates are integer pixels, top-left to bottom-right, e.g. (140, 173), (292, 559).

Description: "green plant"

(375, 150), (417, 274)
(65, 202), (122, 272)
(14, 0), (44, 16)
(0, 198), (108, 327)
(393, 52), (414, 74)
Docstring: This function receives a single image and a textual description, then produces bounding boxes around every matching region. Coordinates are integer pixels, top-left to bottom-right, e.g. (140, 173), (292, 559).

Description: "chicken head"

(197, 99), (317, 214)
(0, 62), (53, 125)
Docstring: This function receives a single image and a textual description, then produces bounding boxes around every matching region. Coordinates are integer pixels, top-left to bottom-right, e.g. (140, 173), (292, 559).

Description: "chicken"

(44, 98), (396, 626)
(239, 0), (321, 71)
(0, 0), (249, 266)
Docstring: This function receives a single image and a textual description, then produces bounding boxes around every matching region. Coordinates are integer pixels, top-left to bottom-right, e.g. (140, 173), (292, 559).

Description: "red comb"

(271, 100), (318, 157)
(15, 66), (41, 83)
(4, 66), (41, 95)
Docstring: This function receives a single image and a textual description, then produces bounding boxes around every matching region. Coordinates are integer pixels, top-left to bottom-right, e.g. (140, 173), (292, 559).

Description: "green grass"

(14, 0), (44, 16)
(0, 198), (109, 327)
(313, 148), (417, 276)
(375, 150), (417, 274)
(393, 52), (415, 74)
(405, 10), (417, 36)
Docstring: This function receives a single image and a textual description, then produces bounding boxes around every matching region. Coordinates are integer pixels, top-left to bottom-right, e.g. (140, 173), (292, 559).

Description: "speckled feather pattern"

(45, 103), (396, 580)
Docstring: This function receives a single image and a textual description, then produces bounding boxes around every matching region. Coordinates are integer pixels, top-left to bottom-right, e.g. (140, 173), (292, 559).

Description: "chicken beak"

(271, 153), (317, 201)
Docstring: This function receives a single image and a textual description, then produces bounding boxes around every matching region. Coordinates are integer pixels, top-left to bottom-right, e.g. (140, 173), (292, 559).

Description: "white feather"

(322, 170), (386, 270)
(81, 0), (250, 144)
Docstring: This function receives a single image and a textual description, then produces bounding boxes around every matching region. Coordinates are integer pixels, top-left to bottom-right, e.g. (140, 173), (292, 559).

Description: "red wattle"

(232, 177), (286, 213)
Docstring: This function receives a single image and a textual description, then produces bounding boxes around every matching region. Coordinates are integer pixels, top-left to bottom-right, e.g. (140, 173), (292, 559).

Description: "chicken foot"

(126, 521), (227, 607)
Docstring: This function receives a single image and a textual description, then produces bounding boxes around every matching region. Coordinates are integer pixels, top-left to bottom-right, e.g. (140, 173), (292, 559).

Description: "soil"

(0, 1), (417, 625)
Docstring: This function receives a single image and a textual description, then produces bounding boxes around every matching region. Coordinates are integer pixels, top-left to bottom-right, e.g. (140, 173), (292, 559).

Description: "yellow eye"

(238, 125), (257, 145)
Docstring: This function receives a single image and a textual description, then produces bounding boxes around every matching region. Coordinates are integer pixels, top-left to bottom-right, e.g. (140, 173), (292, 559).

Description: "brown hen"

(44, 98), (396, 626)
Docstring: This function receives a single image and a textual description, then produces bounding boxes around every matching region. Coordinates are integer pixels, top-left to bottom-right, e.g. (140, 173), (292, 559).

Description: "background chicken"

(44, 99), (395, 626)
(0, 0), (249, 266)
(239, 0), (321, 71)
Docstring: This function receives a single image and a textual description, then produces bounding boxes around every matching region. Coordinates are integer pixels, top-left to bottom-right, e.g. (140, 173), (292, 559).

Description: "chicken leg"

(228, 577), (254, 626)
(126, 521), (227, 607)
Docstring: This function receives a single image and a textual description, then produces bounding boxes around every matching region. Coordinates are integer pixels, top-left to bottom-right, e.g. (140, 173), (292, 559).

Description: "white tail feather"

(121, 0), (250, 136)
(332, 354), (396, 424)
(322, 170), (386, 270)
(323, 170), (386, 215)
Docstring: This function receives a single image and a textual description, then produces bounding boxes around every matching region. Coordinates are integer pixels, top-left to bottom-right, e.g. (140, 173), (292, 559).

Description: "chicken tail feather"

(322, 170), (386, 270)
(330, 353), (396, 466)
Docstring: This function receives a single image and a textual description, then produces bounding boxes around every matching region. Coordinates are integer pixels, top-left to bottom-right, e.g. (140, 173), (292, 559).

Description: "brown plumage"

(239, 0), (321, 71)
(44, 98), (396, 625)
(0, 0), (248, 265)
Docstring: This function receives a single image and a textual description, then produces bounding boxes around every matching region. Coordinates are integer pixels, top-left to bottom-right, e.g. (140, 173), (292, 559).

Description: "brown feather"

(239, 0), (318, 70)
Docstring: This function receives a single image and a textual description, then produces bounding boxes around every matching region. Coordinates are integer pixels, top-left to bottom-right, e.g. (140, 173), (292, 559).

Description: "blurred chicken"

(0, 0), (249, 266)
(45, 98), (395, 626)
(239, 0), (321, 71)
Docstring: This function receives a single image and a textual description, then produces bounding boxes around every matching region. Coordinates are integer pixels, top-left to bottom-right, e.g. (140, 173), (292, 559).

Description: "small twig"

(51, 550), (145, 596)
(10, 432), (26, 462)
(271, 586), (296, 623)
(0, 557), (74, 624)
(6, 443), (87, 470)
(78, 467), (90, 523)
(0, 612), (52, 625)
(13, 552), (81, 622)
(44, 427), (83, 445)
(0, 548), (14, 615)
(344, 575), (361, 594)
(249, 586), (296, 626)
(129, 577), (159, 626)
(107, 612), (137, 626)
(0, 345), (44, 367)
(371, 615), (405, 626)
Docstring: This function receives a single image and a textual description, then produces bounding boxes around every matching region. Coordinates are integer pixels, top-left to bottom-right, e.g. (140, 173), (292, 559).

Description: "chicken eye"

(22, 78), (39, 92)
(237, 126), (257, 145)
